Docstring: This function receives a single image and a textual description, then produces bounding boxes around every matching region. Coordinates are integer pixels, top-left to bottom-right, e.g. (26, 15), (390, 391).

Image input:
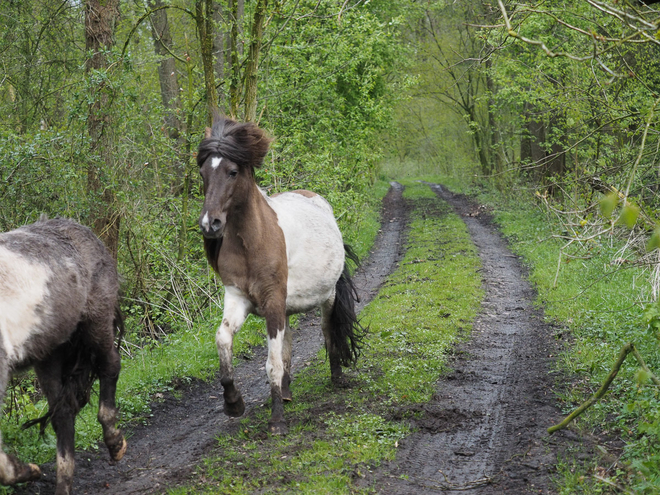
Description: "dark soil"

(17, 182), (408, 495)
(18, 182), (592, 494)
(361, 183), (587, 494)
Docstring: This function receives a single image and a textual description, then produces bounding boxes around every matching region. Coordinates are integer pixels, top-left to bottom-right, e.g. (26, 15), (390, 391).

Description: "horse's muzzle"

(201, 228), (223, 239)
(199, 211), (225, 239)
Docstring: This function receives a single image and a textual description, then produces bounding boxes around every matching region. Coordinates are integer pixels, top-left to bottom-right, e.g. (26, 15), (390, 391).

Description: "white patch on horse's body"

(201, 211), (210, 231)
(211, 156), (223, 169)
(264, 190), (344, 314)
(0, 246), (51, 365)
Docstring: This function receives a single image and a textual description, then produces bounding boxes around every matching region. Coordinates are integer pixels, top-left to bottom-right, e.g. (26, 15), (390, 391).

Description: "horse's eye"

(229, 170), (238, 178)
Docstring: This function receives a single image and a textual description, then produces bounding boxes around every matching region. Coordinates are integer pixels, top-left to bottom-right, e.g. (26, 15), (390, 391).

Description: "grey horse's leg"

(34, 354), (76, 495)
(0, 348), (40, 487)
(92, 322), (126, 462)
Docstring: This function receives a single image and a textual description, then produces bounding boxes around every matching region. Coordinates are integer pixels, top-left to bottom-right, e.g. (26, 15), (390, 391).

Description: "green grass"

(169, 181), (483, 494)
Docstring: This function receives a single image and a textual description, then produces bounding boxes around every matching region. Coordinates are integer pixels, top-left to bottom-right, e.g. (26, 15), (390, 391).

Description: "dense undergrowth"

(168, 181), (482, 494)
(462, 181), (660, 494)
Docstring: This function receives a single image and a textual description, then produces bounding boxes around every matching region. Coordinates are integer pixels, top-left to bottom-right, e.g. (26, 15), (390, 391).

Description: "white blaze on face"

(201, 211), (210, 231)
(0, 246), (50, 363)
(211, 157), (223, 169)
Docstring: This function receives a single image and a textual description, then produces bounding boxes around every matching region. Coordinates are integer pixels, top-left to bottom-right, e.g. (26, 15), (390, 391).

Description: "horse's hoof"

(111, 437), (128, 462)
(106, 431), (127, 461)
(282, 385), (292, 402)
(224, 395), (245, 417)
(268, 421), (288, 436)
(16, 463), (41, 483)
(331, 374), (349, 388)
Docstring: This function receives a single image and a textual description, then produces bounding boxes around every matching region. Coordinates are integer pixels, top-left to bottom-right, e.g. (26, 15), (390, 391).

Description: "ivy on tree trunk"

(85, 0), (120, 260)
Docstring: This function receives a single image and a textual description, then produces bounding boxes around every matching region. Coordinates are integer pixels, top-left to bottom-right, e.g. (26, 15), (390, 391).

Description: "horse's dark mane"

(203, 236), (222, 274)
(197, 113), (272, 170)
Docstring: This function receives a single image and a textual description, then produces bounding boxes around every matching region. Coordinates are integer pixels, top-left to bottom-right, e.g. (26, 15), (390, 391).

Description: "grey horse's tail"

(328, 244), (366, 367)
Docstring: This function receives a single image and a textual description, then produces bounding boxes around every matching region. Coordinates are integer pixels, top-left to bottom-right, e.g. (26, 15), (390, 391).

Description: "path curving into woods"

(362, 183), (583, 494)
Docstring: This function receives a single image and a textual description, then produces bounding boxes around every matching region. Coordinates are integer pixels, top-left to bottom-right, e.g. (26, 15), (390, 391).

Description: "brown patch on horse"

(208, 175), (288, 339)
(271, 189), (317, 199)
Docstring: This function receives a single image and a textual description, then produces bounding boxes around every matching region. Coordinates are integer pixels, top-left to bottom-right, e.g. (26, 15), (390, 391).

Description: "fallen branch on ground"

(548, 341), (660, 434)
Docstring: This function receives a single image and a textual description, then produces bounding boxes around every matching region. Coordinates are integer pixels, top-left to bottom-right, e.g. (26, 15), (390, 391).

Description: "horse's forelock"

(197, 115), (271, 170)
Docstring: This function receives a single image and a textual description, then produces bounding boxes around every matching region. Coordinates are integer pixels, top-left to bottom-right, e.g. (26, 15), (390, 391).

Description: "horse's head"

(197, 115), (271, 239)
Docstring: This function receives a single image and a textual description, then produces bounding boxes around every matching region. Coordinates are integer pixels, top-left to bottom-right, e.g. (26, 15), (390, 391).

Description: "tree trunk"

(520, 102), (546, 168)
(215, 0), (244, 112)
(244, 0), (268, 122)
(196, 0), (217, 113)
(521, 101), (566, 194)
(485, 59), (499, 174)
(229, 0), (241, 118)
(213, 1), (226, 101)
(85, 0), (120, 260)
(149, 0), (186, 194)
(150, 0), (181, 140)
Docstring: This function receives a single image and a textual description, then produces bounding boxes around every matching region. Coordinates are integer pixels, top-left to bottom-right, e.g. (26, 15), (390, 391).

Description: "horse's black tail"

(329, 244), (366, 367)
(23, 303), (124, 435)
(114, 302), (125, 351)
(22, 327), (98, 435)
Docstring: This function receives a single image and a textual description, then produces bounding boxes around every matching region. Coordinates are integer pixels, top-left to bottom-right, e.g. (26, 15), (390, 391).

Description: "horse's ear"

(205, 127), (212, 139)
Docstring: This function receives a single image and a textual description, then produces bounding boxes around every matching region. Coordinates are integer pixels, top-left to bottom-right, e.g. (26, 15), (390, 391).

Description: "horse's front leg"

(218, 286), (252, 417)
(265, 308), (288, 435)
(0, 358), (41, 486)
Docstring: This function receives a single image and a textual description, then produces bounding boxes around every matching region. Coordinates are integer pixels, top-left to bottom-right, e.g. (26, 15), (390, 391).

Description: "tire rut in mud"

(363, 183), (582, 494)
(17, 183), (408, 495)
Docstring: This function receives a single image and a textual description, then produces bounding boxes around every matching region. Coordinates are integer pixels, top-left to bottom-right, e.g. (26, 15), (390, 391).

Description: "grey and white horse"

(198, 115), (364, 435)
(0, 217), (126, 495)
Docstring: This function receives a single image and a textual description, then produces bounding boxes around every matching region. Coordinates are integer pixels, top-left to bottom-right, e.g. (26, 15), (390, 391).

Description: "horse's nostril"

(211, 219), (222, 232)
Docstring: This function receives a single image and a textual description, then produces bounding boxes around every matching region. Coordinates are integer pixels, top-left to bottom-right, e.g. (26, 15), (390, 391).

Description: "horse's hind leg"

(0, 357), (40, 486)
(281, 317), (293, 402)
(320, 297), (345, 386)
(95, 337), (127, 462)
(35, 355), (76, 495)
(217, 287), (252, 417)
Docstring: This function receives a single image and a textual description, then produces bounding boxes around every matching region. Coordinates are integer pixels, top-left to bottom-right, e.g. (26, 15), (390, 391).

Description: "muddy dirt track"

(361, 184), (585, 494)
(20, 183), (586, 494)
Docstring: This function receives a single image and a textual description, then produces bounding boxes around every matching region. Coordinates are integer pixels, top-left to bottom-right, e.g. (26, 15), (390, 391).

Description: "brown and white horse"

(198, 115), (363, 435)
(0, 217), (126, 495)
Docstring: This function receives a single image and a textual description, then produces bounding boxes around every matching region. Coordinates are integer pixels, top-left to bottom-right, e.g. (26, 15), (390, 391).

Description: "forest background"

(2, 0), (660, 492)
